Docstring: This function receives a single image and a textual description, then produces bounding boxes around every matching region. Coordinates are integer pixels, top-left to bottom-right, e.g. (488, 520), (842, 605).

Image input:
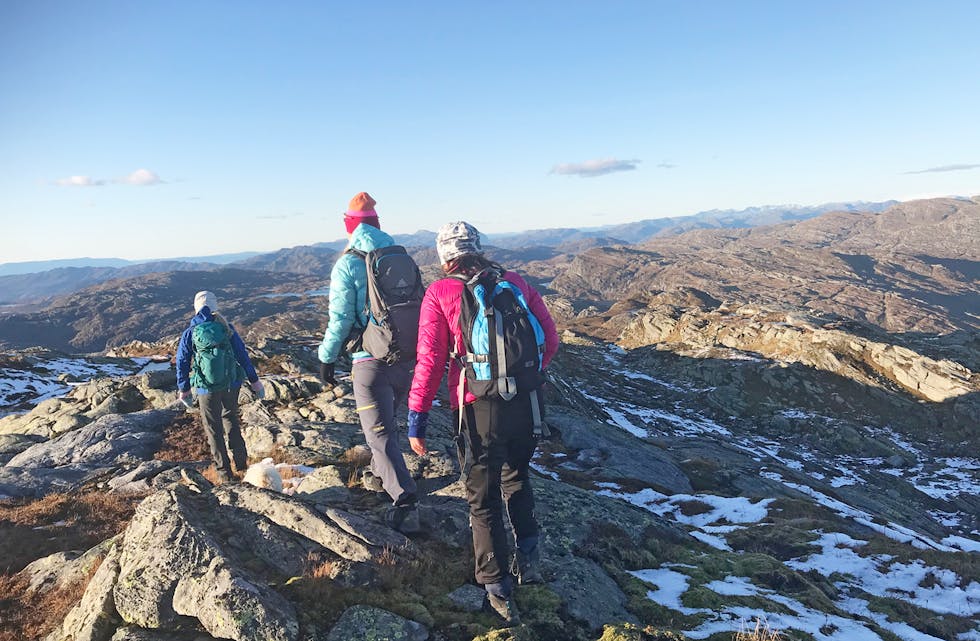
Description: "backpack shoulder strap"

(344, 247), (367, 258)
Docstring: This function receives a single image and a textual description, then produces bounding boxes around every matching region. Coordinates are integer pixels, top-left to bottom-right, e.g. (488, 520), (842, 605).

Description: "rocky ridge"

(0, 317), (977, 640)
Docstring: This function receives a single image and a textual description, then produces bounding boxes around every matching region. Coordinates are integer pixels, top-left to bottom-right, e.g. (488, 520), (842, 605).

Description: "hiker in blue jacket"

(176, 290), (264, 483)
(317, 192), (419, 531)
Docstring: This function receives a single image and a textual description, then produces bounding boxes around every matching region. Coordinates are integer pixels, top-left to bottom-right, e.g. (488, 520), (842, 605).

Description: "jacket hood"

(348, 223), (394, 253)
(189, 308), (215, 326)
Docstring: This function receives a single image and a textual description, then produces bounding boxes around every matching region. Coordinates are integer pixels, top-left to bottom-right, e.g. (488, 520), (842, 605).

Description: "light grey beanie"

(436, 221), (483, 265)
(193, 290), (217, 314)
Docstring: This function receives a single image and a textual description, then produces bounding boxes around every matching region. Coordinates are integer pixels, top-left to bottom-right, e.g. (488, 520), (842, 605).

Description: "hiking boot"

(384, 502), (421, 534)
(361, 470), (385, 493)
(216, 469), (235, 485)
(486, 593), (521, 626)
(514, 546), (543, 585)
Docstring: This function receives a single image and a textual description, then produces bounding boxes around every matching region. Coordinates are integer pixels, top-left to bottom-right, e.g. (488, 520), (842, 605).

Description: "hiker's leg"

(353, 360), (417, 504)
(220, 387), (248, 472)
(463, 399), (512, 588)
(500, 392), (539, 544)
(198, 391), (232, 473)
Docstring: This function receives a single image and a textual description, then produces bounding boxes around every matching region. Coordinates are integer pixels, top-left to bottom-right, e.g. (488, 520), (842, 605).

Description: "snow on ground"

(1, 355), (160, 413)
(630, 567), (890, 640)
(598, 487), (772, 551)
(788, 532), (980, 618)
(943, 535), (980, 553)
(0, 368), (68, 410)
(908, 457), (980, 501)
(579, 389), (732, 439)
(530, 461), (560, 481)
(760, 471), (954, 551)
(838, 597), (956, 641)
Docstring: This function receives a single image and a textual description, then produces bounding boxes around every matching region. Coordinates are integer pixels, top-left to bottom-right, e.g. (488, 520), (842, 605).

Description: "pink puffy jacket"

(408, 271), (560, 413)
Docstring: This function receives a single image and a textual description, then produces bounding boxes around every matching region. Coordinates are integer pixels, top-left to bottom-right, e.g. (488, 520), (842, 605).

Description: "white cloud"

(904, 163), (980, 174)
(551, 157), (641, 177)
(54, 175), (105, 187)
(53, 168), (165, 187)
(116, 168), (164, 185)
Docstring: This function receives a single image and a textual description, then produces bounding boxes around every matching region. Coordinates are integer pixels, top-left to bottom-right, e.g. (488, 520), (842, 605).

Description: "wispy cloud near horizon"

(904, 163), (980, 174)
(551, 157), (640, 177)
(54, 175), (105, 187)
(53, 168), (164, 187)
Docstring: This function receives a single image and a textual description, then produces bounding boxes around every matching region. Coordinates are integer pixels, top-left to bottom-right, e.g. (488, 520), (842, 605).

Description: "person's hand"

(409, 437), (428, 456)
(319, 362), (337, 386)
(250, 380), (265, 399)
(178, 389), (193, 409)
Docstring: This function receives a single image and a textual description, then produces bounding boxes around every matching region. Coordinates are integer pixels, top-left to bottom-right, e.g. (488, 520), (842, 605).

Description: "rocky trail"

(0, 307), (977, 641)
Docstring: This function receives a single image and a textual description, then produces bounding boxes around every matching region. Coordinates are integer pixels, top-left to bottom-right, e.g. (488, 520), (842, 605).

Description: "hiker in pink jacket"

(407, 221), (559, 624)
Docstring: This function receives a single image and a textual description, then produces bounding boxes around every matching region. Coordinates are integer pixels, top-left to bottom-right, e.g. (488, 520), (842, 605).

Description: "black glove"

(319, 362), (337, 386)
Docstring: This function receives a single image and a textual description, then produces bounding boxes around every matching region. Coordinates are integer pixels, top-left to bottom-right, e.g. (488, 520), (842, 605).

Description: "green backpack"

(189, 317), (242, 391)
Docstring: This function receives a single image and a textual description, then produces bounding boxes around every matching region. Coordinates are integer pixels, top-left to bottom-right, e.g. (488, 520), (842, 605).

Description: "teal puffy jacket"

(317, 223), (396, 364)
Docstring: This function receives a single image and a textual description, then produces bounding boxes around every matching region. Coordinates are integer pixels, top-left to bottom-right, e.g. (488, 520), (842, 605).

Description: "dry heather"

(0, 558), (102, 641)
(153, 411), (212, 463)
(0, 491), (139, 640)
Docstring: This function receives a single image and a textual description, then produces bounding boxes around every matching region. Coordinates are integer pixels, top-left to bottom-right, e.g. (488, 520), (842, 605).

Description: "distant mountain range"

(1, 196), (976, 355)
(0, 200), (899, 308)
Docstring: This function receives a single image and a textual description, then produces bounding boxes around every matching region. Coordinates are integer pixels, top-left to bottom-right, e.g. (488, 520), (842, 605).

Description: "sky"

(1, 1), (979, 263)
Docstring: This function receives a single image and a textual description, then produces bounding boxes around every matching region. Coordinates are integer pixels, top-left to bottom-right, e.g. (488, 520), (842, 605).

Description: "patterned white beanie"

(436, 221), (483, 265)
(193, 291), (217, 314)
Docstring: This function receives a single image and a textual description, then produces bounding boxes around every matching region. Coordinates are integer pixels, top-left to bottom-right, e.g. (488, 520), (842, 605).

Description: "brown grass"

(154, 412), (211, 463)
(200, 465), (243, 485)
(304, 552), (336, 580)
(0, 552), (104, 641)
(277, 465), (304, 481)
(735, 618), (783, 640)
(0, 491), (139, 574)
(341, 446), (372, 487)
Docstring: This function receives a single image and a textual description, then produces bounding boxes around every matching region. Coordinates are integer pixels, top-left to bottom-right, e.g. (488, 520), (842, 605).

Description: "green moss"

(867, 595), (976, 639)
(596, 622), (686, 640)
(726, 524), (819, 560)
(471, 625), (540, 641)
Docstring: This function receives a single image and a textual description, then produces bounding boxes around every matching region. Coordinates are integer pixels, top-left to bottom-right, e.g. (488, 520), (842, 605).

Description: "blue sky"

(1, 1), (979, 263)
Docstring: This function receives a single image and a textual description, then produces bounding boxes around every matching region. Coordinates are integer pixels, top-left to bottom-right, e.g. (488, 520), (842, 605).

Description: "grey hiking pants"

(458, 390), (540, 588)
(352, 359), (417, 505)
(197, 387), (248, 474)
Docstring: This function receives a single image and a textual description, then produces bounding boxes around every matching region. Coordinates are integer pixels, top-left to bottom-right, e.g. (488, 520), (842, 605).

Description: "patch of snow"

(788, 532), (980, 617)
(839, 597), (951, 641)
(633, 568), (888, 641)
(595, 481), (621, 489)
(530, 462), (559, 481)
(628, 568), (701, 615)
(598, 488), (772, 551)
(943, 535), (980, 553)
(762, 471), (953, 551)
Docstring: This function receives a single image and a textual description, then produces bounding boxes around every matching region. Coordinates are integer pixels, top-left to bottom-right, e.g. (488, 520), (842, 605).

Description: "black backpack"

(456, 268), (547, 400)
(346, 245), (425, 364)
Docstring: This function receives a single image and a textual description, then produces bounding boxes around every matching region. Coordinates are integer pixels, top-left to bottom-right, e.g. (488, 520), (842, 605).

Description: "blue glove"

(407, 410), (429, 439)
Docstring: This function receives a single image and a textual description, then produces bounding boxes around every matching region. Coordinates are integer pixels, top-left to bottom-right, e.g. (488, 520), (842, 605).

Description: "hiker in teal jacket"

(317, 192), (419, 531)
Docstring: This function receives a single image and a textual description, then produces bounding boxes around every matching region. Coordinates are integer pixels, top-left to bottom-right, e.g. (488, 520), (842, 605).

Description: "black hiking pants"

(458, 390), (539, 589)
(352, 359), (417, 505)
(198, 387), (248, 475)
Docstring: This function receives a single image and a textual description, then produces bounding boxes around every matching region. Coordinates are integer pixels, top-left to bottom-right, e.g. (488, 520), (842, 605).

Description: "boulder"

(326, 605), (428, 641)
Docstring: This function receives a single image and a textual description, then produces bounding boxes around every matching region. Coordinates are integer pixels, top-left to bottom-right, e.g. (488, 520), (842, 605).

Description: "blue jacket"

(176, 307), (258, 393)
(318, 223), (395, 364)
